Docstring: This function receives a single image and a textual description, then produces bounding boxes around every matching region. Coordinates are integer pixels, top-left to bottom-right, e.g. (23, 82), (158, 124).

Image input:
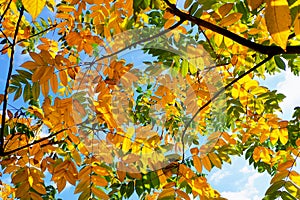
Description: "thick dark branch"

(0, 7), (24, 154)
(164, 0), (300, 55)
(0, 128), (68, 156)
(180, 55), (273, 161)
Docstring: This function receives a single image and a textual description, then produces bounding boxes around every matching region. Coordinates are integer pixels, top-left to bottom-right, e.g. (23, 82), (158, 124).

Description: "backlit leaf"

(22, 0), (46, 20)
(265, 0), (291, 50)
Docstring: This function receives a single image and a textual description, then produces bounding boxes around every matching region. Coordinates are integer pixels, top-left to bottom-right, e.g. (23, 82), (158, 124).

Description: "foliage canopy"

(0, 0), (300, 199)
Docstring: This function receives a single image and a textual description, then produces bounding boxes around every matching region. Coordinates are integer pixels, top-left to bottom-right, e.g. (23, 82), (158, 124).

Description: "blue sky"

(1, 1), (300, 200)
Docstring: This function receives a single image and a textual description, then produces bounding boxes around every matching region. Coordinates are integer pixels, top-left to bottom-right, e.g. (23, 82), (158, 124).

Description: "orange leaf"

(219, 13), (243, 26)
(91, 186), (109, 200)
(193, 155), (202, 173)
(201, 155), (212, 171)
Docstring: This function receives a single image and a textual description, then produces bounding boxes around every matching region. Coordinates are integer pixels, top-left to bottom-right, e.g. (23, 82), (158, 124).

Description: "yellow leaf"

(22, 0), (46, 20)
(219, 13), (243, 26)
(214, 33), (224, 47)
(247, 0), (264, 10)
(279, 128), (288, 145)
(78, 142), (89, 156)
(289, 171), (300, 187)
(28, 176), (34, 187)
(265, 0), (291, 50)
(231, 84), (240, 99)
(270, 129), (279, 145)
(208, 152), (222, 169)
(193, 155), (202, 173)
(122, 138), (131, 153)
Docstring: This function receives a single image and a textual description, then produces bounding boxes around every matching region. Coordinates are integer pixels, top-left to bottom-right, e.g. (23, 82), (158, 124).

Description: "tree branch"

(163, 0), (300, 55)
(180, 55), (273, 161)
(0, 6), (24, 154)
(94, 20), (185, 63)
(0, 128), (68, 156)
(0, 23), (58, 54)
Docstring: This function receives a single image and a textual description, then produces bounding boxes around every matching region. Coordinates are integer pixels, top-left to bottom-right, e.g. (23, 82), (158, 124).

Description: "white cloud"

(276, 70), (300, 119)
(221, 173), (264, 200)
(209, 170), (231, 184)
(239, 166), (254, 174)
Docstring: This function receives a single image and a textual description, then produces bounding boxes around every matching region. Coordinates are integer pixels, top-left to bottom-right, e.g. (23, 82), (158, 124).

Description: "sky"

(0, 2), (300, 200)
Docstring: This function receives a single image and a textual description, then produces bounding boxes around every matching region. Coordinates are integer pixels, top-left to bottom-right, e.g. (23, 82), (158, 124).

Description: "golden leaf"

(247, 0), (264, 10)
(22, 0), (46, 20)
(208, 153), (222, 169)
(289, 171), (300, 187)
(193, 155), (202, 173)
(32, 183), (46, 194)
(265, 0), (291, 50)
(279, 128), (288, 145)
(201, 155), (212, 171)
(91, 186), (109, 200)
(219, 13), (243, 27)
(91, 175), (108, 186)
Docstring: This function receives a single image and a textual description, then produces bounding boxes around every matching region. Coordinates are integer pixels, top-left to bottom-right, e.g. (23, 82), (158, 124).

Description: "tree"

(0, 0), (300, 199)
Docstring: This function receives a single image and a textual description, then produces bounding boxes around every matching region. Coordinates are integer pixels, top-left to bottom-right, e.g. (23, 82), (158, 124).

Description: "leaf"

(201, 155), (212, 171)
(281, 191), (297, 200)
(158, 188), (175, 200)
(208, 152), (222, 169)
(247, 0), (264, 10)
(265, 0), (291, 50)
(181, 59), (189, 76)
(32, 183), (47, 194)
(184, 0), (193, 9)
(22, 0), (46, 20)
(218, 3), (234, 18)
(192, 155), (202, 173)
(265, 180), (285, 195)
(91, 186), (109, 200)
(274, 56), (286, 70)
(279, 128), (288, 145)
(219, 13), (243, 26)
(289, 171), (300, 187)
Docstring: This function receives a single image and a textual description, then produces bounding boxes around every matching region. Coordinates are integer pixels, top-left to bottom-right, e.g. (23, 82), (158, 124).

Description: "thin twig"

(180, 55), (273, 161)
(0, 0), (12, 22)
(94, 20), (185, 63)
(0, 24), (58, 53)
(0, 6), (24, 154)
(0, 128), (68, 156)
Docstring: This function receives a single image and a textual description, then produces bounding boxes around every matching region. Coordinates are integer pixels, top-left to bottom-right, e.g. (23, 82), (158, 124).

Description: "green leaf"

(265, 180), (285, 195)
(281, 191), (297, 200)
(126, 181), (134, 198)
(181, 59), (189, 76)
(274, 56), (286, 70)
